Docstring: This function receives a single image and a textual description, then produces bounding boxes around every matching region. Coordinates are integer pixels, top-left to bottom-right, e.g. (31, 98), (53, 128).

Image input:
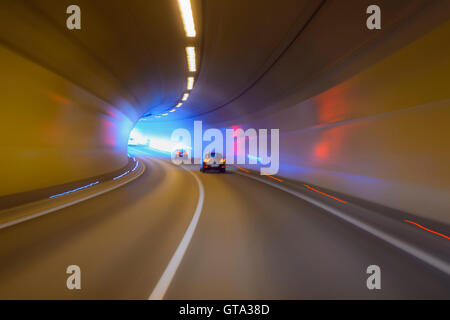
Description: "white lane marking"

(149, 167), (205, 300)
(234, 170), (450, 276)
(0, 162), (146, 230)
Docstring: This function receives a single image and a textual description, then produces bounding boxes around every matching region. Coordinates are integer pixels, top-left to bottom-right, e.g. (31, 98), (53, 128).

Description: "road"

(0, 149), (449, 299)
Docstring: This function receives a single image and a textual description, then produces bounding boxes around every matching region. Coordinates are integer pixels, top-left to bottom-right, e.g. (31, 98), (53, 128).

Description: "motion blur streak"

(267, 175), (284, 183)
(49, 182), (100, 199)
(113, 171), (130, 181)
(304, 185), (348, 204)
(236, 166), (249, 173)
(404, 220), (450, 240)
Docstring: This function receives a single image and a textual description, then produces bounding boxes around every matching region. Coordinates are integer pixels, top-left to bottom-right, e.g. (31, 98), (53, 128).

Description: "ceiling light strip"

(177, 0), (196, 37)
(186, 47), (196, 72)
(187, 76), (195, 90)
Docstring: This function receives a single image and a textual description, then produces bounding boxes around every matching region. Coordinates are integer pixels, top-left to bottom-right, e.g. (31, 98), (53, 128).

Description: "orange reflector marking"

(267, 175), (284, 182)
(404, 220), (450, 240)
(303, 184), (348, 204)
(236, 166), (249, 173)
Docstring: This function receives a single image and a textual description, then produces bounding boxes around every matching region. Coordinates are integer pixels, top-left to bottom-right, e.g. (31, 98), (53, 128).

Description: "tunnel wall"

(221, 19), (450, 224)
(0, 44), (133, 197)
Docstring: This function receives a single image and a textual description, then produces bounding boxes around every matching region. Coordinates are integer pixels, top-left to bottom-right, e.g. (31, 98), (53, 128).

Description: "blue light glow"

(49, 181), (100, 199)
(113, 170), (130, 180)
(148, 136), (191, 153)
(128, 128), (149, 146)
(131, 160), (139, 172)
(247, 154), (261, 162)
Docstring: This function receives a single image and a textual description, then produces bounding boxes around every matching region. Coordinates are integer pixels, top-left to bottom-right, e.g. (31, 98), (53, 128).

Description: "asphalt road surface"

(0, 149), (449, 299)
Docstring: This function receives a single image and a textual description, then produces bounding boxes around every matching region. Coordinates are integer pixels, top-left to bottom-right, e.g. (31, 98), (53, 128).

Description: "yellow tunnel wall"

(0, 44), (133, 196)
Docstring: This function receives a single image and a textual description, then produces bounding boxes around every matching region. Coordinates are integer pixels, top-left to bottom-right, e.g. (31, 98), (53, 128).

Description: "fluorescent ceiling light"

(186, 47), (196, 72)
(176, 103), (183, 108)
(187, 76), (195, 90)
(182, 93), (189, 101)
(177, 0), (196, 37)
(162, 113), (168, 116)
(169, 109), (176, 113)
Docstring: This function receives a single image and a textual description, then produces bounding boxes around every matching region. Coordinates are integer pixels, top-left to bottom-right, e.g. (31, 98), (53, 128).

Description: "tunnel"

(0, 0), (449, 300)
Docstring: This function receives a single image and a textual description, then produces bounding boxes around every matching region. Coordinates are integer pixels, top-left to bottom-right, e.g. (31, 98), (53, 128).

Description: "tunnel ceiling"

(0, 0), (198, 120)
(179, 0), (320, 120)
(176, 0), (440, 125)
(1, 0), (447, 125)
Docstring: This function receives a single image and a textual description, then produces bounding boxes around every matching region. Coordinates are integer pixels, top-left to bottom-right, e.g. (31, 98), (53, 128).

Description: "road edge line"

(234, 170), (450, 276)
(0, 161), (146, 230)
(149, 168), (205, 300)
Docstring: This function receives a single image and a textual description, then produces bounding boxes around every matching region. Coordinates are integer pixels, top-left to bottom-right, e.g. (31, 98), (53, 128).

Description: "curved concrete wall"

(0, 44), (133, 196)
(217, 19), (450, 224)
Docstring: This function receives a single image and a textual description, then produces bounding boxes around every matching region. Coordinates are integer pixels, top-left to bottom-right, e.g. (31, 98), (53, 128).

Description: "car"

(173, 149), (188, 161)
(174, 149), (188, 157)
(201, 152), (226, 173)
